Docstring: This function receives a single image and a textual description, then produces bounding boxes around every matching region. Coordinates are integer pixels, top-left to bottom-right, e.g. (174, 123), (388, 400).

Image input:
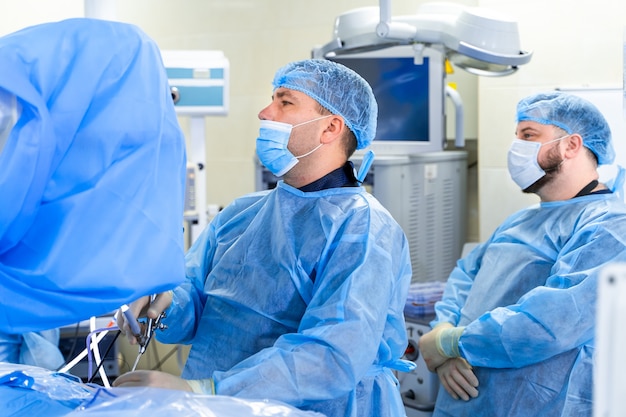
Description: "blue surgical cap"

(516, 91), (614, 165)
(272, 59), (378, 150)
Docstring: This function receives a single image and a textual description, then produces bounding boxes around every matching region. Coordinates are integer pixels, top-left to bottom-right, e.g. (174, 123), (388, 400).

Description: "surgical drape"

(0, 18), (186, 333)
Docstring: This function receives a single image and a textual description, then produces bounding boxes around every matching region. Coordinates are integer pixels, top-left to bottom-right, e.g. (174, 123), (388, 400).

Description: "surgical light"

(313, 1), (532, 77)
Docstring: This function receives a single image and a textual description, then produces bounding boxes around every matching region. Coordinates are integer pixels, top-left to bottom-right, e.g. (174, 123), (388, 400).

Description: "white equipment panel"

(399, 318), (438, 416)
(162, 50), (229, 116)
(595, 263), (626, 417)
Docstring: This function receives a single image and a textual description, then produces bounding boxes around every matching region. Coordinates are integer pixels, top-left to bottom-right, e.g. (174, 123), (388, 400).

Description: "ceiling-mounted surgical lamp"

(312, 1), (532, 76)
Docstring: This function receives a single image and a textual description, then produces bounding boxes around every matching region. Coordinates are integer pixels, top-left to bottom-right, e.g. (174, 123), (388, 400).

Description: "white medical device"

(595, 263), (626, 417)
(163, 50), (229, 116)
(161, 50), (229, 245)
(311, 1), (531, 157)
(312, 1), (532, 77)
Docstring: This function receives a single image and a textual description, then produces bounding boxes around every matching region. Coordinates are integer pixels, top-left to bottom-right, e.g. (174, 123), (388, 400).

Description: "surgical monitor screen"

(333, 56), (429, 141)
(329, 46), (444, 155)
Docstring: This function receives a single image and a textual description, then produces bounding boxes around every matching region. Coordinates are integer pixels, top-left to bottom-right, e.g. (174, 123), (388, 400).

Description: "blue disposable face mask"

(256, 115), (331, 177)
(507, 135), (568, 189)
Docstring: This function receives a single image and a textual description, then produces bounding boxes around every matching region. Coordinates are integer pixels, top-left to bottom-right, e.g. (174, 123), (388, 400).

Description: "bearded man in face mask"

(418, 91), (626, 417)
(114, 59), (414, 417)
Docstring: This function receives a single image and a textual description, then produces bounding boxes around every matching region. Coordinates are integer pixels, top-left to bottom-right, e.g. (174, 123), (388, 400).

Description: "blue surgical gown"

(157, 181), (413, 417)
(432, 192), (626, 417)
(0, 19), (186, 333)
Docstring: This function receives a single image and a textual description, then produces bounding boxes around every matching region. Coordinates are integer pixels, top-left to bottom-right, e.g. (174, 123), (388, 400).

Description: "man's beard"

(522, 145), (564, 194)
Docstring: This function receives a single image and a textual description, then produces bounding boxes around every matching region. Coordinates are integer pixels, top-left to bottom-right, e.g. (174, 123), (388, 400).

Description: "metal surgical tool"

(120, 296), (166, 372)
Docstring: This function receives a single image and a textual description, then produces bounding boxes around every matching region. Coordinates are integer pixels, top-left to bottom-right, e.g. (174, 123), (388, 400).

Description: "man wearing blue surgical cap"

(419, 91), (626, 417)
(115, 59), (414, 417)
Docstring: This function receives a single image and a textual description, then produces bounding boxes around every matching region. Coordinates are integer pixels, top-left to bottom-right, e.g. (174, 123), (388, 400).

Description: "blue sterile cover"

(0, 363), (325, 417)
(0, 18), (187, 333)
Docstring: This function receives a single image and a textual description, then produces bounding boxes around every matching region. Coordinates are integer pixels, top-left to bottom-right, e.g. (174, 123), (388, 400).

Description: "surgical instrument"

(120, 298), (166, 372)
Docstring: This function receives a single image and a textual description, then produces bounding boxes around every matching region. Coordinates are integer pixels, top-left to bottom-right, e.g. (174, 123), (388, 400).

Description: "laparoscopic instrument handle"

(120, 304), (144, 344)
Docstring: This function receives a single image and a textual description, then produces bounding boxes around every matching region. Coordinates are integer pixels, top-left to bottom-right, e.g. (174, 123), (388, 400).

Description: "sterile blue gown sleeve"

(431, 193), (626, 417)
(157, 182), (413, 417)
(0, 19), (187, 334)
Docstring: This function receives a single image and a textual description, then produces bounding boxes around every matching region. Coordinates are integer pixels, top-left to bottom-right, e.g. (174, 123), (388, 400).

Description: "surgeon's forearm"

(432, 267), (476, 327)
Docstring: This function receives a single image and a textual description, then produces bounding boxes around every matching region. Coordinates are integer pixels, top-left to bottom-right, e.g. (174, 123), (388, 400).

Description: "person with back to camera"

(0, 18), (186, 376)
(114, 58), (416, 417)
(418, 91), (626, 417)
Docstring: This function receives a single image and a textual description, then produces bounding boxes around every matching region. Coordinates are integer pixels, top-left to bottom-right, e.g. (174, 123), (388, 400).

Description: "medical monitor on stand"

(328, 45), (445, 156)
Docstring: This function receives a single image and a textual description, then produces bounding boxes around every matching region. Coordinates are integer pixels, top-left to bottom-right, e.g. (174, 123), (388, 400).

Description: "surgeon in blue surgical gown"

(0, 19), (186, 366)
(115, 59), (414, 417)
(419, 91), (626, 417)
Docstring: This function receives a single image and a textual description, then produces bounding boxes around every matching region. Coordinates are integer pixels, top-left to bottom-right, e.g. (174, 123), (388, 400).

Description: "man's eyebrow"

(274, 90), (298, 100)
(517, 126), (539, 135)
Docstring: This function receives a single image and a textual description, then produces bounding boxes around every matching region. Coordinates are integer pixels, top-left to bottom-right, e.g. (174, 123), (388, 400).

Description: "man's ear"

(320, 116), (345, 144)
(564, 133), (583, 158)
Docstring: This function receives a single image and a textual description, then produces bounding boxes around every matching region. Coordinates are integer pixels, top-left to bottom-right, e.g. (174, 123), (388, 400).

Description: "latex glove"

(186, 378), (216, 394)
(112, 370), (193, 391)
(115, 291), (173, 345)
(437, 358), (479, 401)
(418, 323), (464, 372)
